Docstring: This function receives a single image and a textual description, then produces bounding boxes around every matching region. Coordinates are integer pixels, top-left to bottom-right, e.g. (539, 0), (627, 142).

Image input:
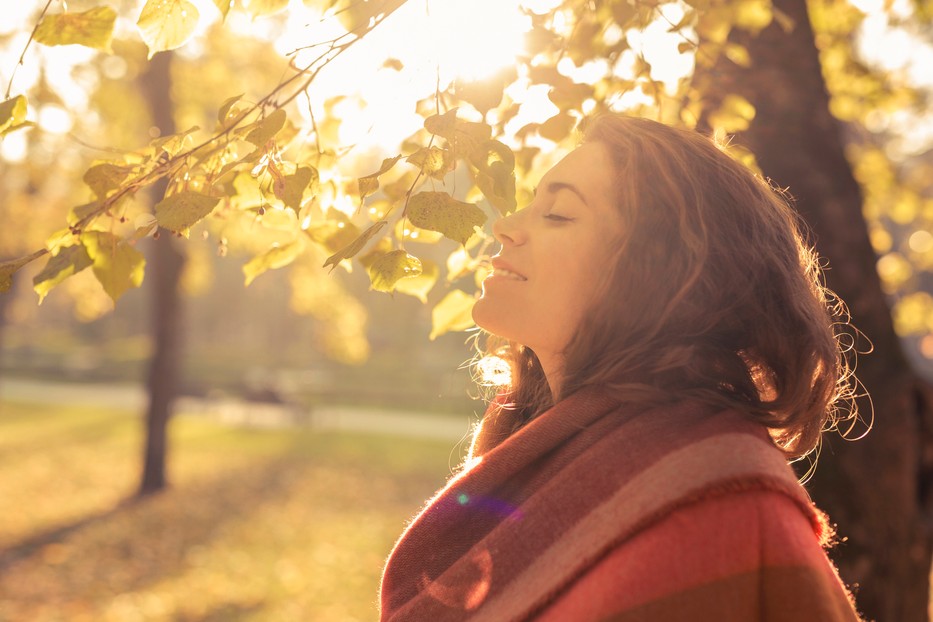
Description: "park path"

(0, 377), (475, 442)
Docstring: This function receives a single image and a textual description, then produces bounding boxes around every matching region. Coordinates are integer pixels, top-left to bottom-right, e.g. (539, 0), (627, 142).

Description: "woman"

(380, 115), (864, 621)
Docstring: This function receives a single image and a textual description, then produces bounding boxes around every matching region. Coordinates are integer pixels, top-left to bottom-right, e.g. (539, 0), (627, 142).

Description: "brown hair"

(472, 115), (857, 460)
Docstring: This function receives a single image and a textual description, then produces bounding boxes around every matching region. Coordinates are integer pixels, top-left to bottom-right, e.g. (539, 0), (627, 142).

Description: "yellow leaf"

(407, 147), (451, 179)
(395, 259), (438, 302)
(3, 252), (46, 294)
(32, 245), (93, 303)
(322, 220), (388, 271)
(244, 0), (290, 17)
(137, 0), (200, 59)
(217, 93), (244, 125)
(407, 192), (487, 246)
(358, 155), (402, 200)
(707, 94), (756, 133)
(214, 0), (234, 19)
(0, 95), (27, 134)
(430, 289), (476, 340)
(367, 250), (422, 292)
(538, 112), (577, 142)
(81, 232), (145, 303)
(243, 242), (303, 286)
(244, 109), (287, 146)
(35, 6), (117, 52)
(154, 191), (220, 236)
(83, 162), (132, 199)
(274, 166), (318, 210)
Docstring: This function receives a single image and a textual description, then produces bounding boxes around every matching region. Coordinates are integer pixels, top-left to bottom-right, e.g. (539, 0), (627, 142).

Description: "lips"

(490, 258), (527, 281)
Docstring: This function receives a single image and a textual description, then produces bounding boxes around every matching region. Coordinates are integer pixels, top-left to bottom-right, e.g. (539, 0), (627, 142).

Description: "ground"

(0, 400), (463, 621)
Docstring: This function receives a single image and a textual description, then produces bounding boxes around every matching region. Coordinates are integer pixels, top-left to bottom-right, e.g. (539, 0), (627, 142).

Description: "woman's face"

(473, 142), (623, 362)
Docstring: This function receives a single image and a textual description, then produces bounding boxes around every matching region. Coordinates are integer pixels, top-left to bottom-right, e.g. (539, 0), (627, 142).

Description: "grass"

(0, 400), (465, 621)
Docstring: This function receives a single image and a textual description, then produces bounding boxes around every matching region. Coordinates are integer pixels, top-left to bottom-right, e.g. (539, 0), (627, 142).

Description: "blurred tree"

(138, 50), (184, 495)
(692, 0), (933, 617)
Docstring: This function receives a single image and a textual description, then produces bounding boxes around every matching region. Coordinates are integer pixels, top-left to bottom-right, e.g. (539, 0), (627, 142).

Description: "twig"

(6, 0), (55, 99)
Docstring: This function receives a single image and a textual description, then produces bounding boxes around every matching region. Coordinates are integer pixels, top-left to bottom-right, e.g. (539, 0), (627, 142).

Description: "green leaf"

(406, 147), (451, 179)
(407, 192), (487, 246)
(83, 163), (132, 199)
(368, 250), (422, 292)
(394, 258), (438, 302)
(0, 95), (28, 134)
(32, 245), (93, 303)
(244, 0), (290, 17)
(430, 289), (475, 340)
(137, 0), (201, 59)
(322, 220), (388, 272)
(243, 242), (302, 286)
(154, 191), (221, 236)
(217, 93), (244, 125)
(274, 166), (318, 210)
(244, 109), (287, 146)
(82, 232), (145, 303)
(34, 6), (117, 52)
(358, 155), (402, 200)
(547, 82), (594, 112)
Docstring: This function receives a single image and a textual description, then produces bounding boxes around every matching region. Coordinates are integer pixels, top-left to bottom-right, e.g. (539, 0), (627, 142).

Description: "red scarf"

(379, 388), (853, 621)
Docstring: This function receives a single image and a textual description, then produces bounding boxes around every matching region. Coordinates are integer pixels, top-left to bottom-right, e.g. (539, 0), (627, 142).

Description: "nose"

(492, 209), (526, 247)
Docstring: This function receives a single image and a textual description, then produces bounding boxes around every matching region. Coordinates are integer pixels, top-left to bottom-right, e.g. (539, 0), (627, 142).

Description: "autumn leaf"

(0, 95), (28, 134)
(34, 6), (117, 52)
(358, 155), (402, 201)
(243, 242), (303, 286)
(2, 252), (45, 294)
(407, 192), (487, 246)
(83, 163), (132, 199)
(322, 220), (388, 272)
(217, 93), (245, 125)
(244, 109), (287, 146)
(274, 167), (318, 210)
(394, 259), (439, 302)
(82, 232), (146, 303)
(430, 289), (476, 340)
(406, 147), (451, 179)
(154, 191), (221, 236)
(137, 0), (201, 59)
(538, 112), (576, 142)
(368, 250), (422, 292)
(32, 245), (93, 303)
(213, 0), (234, 18)
(244, 0), (289, 18)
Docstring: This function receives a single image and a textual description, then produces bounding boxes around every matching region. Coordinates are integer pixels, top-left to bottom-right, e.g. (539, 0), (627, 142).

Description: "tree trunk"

(693, 0), (933, 619)
(138, 52), (186, 496)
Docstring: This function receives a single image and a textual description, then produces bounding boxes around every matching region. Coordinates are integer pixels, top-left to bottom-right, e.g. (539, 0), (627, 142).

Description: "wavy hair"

(471, 115), (857, 460)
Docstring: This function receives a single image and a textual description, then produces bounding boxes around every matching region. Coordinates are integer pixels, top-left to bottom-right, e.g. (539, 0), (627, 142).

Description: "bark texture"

(693, 0), (933, 619)
(138, 52), (186, 496)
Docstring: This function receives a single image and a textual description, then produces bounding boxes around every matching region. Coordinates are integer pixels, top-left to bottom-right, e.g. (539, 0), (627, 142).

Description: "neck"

(536, 351), (563, 403)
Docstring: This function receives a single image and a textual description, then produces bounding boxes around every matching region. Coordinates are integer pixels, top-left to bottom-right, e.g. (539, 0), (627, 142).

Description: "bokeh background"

(2, 0), (932, 619)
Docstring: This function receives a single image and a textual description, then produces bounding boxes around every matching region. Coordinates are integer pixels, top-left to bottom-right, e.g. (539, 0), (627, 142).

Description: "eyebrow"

(534, 181), (590, 207)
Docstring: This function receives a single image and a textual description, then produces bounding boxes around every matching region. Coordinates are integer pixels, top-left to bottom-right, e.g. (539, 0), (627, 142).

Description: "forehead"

(540, 143), (615, 195)
(539, 142), (617, 212)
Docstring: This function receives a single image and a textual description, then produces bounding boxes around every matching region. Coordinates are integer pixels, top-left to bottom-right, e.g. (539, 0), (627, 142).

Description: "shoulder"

(537, 489), (862, 621)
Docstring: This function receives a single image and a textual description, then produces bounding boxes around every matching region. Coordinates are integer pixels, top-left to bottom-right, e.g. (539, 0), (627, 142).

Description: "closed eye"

(545, 213), (574, 222)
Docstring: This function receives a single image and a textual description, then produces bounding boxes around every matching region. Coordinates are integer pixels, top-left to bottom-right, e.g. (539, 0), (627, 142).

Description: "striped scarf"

(379, 387), (861, 621)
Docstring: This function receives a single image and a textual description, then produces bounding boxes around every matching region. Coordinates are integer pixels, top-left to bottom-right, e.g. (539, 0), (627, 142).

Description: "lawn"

(0, 400), (465, 621)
